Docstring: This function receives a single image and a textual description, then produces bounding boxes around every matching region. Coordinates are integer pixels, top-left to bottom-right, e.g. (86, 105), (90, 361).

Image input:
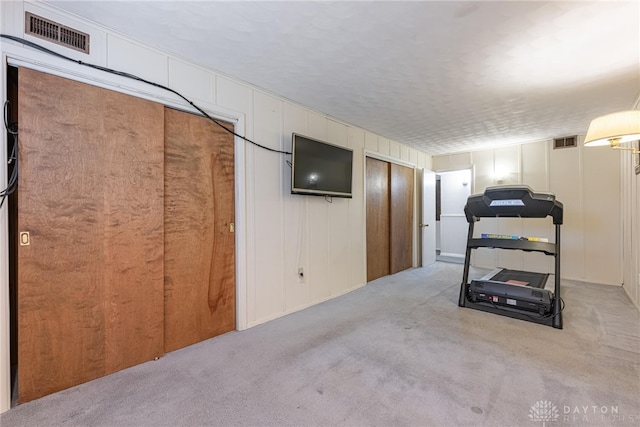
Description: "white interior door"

(439, 169), (472, 260)
(422, 169), (436, 266)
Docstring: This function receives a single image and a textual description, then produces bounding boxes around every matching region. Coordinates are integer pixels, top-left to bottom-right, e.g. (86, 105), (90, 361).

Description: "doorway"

(436, 169), (472, 263)
(419, 169), (436, 267)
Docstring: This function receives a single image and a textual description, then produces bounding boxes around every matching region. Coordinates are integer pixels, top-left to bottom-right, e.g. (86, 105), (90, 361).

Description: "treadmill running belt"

(489, 269), (549, 289)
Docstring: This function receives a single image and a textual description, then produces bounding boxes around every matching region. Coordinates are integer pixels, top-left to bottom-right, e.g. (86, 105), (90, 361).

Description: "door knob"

(419, 224), (429, 227)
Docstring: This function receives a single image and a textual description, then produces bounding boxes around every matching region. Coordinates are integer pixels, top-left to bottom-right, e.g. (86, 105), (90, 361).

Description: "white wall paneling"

(630, 89), (639, 308)
(252, 91), (285, 321)
(283, 102), (309, 312)
(348, 128), (366, 289)
(364, 131), (378, 151)
(389, 140), (401, 159)
(216, 76), (253, 136)
(400, 145), (410, 162)
(107, 35), (168, 85)
(521, 140), (549, 191)
(168, 58), (215, 104)
(471, 150), (494, 195)
(432, 152), (472, 172)
(328, 197), (351, 296)
(631, 153), (640, 307)
(621, 139), (639, 308)
(409, 149), (420, 169)
(494, 144), (520, 186)
(378, 137), (391, 156)
(307, 111), (328, 141)
(582, 138), (622, 285)
(549, 140), (585, 281)
(307, 196), (331, 303)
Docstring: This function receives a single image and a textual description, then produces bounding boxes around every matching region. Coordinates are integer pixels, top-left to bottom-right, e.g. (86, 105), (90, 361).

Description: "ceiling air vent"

(553, 136), (577, 149)
(25, 12), (90, 54)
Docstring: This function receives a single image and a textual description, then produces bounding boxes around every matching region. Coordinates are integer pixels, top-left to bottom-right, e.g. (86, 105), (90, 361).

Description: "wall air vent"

(553, 136), (577, 149)
(25, 12), (90, 54)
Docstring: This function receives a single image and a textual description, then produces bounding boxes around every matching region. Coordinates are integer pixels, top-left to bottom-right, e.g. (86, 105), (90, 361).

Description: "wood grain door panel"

(17, 68), (165, 403)
(164, 108), (235, 352)
(366, 157), (390, 281)
(390, 163), (414, 274)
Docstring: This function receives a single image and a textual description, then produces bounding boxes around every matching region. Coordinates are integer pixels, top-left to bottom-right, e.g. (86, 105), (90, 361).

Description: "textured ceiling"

(44, 1), (639, 155)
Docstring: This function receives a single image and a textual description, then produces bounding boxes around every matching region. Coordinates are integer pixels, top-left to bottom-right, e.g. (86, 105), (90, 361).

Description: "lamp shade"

(584, 110), (640, 146)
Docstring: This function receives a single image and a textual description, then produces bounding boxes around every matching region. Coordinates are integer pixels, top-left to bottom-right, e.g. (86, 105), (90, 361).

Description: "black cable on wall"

(0, 33), (292, 156)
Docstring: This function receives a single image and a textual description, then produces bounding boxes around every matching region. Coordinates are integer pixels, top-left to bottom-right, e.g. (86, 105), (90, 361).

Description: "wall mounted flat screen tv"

(291, 133), (353, 198)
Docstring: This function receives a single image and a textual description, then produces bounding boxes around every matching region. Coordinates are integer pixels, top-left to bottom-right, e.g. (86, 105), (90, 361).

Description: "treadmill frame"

(457, 185), (563, 329)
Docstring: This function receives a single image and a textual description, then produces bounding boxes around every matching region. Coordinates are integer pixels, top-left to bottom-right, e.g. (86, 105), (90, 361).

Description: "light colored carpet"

(1, 262), (639, 426)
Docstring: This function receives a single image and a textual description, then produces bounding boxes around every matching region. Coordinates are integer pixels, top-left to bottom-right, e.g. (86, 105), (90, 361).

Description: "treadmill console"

(464, 185), (563, 225)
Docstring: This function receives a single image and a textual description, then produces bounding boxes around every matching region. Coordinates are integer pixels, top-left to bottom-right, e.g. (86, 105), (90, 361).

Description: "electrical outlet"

(298, 267), (304, 283)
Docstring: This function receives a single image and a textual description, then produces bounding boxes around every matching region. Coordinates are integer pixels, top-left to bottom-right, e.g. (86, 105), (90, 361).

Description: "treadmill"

(458, 185), (563, 329)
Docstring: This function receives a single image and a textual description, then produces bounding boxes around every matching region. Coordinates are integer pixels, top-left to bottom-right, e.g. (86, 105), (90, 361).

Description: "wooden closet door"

(164, 108), (235, 352)
(366, 157), (390, 281)
(17, 68), (165, 403)
(390, 163), (414, 274)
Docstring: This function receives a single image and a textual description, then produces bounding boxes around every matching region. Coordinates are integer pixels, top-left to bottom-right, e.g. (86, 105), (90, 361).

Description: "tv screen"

(291, 133), (353, 198)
